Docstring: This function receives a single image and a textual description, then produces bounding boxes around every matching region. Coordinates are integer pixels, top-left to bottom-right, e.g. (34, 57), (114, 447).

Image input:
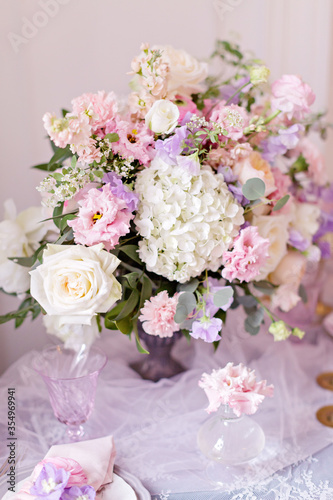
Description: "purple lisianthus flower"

(62, 485), (96, 500)
(217, 165), (237, 183)
(288, 229), (310, 251)
(190, 317), (222, 342)
(103, 172), (139, 212)
(155, 126), (189, 164)
(261, 124), (303, 163)
(30, 464), (69, 500)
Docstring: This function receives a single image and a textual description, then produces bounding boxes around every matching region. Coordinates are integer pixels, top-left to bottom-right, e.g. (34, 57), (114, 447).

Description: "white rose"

(0, 200), (56, 294)
(30, 243), (121, 325)
(154, 45), (208, 96)
(145, 99), (179, 134)
(43, 315), (99, 351)
(270, 251), (307, 286)
(252, 214), (290, 280)
(290, 202), (321, 241)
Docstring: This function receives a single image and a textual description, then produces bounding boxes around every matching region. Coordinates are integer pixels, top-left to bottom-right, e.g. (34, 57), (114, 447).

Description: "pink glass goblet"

(32, 345), (107, 441)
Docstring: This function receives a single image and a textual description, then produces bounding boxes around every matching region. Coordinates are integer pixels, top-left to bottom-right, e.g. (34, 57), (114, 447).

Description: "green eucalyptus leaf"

(174, 304), (188, 324)
(298, 284), (308, 304)
(246, 307), (264, 328)
(237, 295), (257, 308)
(244, 317), (260, 335)
(253, 281), (276, 295)
(104, 133), (120, 143)
(115, 289), (140, 321)
(178, 292), (197, 313)
(178, 279), (199, 293)
(242, 178), (266, 200)
(213, 287), (234, 308)
(272, 194), (290, 212)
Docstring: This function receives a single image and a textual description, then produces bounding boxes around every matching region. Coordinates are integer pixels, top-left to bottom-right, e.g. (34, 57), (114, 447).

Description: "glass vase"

(130, 322), (185, 382)
(197, 404), (265, 486)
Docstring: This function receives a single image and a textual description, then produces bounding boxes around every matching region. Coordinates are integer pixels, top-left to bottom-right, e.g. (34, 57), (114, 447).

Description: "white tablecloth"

(1, 312), (333, 499)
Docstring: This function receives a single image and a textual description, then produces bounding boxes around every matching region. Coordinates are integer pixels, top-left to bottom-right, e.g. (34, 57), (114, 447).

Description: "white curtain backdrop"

(1, 0), (332, 373)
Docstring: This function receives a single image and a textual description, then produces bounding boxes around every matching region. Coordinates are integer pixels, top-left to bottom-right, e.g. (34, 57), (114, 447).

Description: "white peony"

(134, 157), (244, 283)
(43, 315), (99, 351)
(145, 99), (180, 134)
(0, 199), (55, 294)
(252, 214), (290, 280)
(154, 45), (208, 96)
(30, 243), (122, 325)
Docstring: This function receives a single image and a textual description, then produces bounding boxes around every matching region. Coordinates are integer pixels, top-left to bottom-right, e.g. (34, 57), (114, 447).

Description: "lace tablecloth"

(1, 313), (333, 499)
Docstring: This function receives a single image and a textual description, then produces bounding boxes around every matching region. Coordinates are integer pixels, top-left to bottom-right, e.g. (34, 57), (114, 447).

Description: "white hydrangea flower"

(134, 157), (244, 283)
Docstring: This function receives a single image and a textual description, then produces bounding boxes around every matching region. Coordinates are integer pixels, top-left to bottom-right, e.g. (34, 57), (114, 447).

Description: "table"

(1, 313), (333, 499)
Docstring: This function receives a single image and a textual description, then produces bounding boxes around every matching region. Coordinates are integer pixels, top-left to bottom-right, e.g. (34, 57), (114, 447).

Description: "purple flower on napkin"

(30, 463), (69, 500)
(62, 485), (96, 500)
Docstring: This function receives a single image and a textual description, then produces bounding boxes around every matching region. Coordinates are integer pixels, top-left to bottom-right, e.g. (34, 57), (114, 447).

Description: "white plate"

(0, 465), (151, 500)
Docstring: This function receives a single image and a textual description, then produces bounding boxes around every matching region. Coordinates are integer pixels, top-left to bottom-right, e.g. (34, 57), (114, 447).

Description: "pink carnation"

(139, 291), (179, 338)
(72, 91), (118, 132)
(68, 184), (134, 250)
(210, 103), (249, 141)
(105, 118), (155, 165)
(271, 75), (315, 120)
(199, 362), (274, 416)
(222, 226), (270, 282)
(31, 457), (88, 487)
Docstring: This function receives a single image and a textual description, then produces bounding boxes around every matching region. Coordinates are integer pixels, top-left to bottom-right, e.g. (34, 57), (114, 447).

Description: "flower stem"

(225, 81), (252, 105)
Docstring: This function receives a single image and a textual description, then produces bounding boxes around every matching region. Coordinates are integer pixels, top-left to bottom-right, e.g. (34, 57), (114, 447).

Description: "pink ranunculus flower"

(271, 75), (315, 120)
(68, 184), (134, 250)
(31, 457), (88, 487)
(139, 291), (179, 338)
(175, 94), (200, 123)
(222, 226), (270, 283)
(210, 103), (249, 141)
(199, 362), (274, 416)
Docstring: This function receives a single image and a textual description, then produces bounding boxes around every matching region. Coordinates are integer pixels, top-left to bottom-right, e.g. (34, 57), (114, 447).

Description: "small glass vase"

(131, 322), (185, 382)
(32, 345), (107, 442)
(197, 404), (265, 486)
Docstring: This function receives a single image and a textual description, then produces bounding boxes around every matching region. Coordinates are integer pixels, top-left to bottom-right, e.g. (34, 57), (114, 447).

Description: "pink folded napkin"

(11, 435), (116, 499)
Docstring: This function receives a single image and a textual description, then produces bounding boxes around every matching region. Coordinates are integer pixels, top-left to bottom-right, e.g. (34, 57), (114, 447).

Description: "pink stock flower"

(139, 291), (179, 338)
(222, 226), (270, 282)
(71, 137), (103, 164)
(71, 91), (118, 132)
(105, 118), (155, 165)
(210, 103), (249, 141)
(68, 184), (134, 250)
(31, 457), (88, 487)
(43, 113), (91, 149)
(199, 362), (274, 416)
(271, 75), (315, 120)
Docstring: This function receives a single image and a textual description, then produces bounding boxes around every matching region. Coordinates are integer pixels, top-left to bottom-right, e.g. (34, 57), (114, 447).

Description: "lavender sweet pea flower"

(62, 485), (96, 500)
(288, 229), (310, 251)
(220, 77), (251, 104)
(262, 124), (304, 163)
(190, 317), (223, 342)
(313, 211), (333, 241)
(155, 126), (189, 164)
(279, 124), (304, 148)
(318, 240), (331, 259)
(103, 172), (139, 212)
(217, 166), (237, 183)
(176, 153), (200, 175)
(228, 183), (249, 206)
(30, 464), (69, 500)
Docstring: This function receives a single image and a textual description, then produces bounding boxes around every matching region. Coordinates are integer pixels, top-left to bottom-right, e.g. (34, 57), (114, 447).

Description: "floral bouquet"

(1, 41), (332, 352)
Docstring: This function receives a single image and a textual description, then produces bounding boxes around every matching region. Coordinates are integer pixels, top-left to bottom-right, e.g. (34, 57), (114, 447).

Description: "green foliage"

(272, 194), (290, 212)
(213, 287), (234, 308)
(242, 178), (266, 200)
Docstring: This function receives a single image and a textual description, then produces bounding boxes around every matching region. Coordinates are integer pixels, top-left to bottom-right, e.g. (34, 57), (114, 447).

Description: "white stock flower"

(145, 99), (180, 134)
(30, 243), (121, 325)
(43, 315), (99, 351)
(154, 45), (208, 96)
(252, 214), (290, 280)
(135, 157), (244, 283)
(0, 200), (55, 294)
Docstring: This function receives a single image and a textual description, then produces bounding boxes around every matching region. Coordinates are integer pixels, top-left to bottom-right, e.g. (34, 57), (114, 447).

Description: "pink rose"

(271, 75), (315, 120)
(233, 152), (276, 196)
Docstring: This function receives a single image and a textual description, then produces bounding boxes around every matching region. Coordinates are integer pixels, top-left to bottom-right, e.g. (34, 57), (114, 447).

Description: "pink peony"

(199, 362), (274, 416)
(31, 457), (88, 487)
(71, 91), (118, 132)
(210, 103), (249, 141)
(139, 291), (179, 338)
(68, 184), (134, 250)
(271, 75), (315, 120)
(222, 226), (270, 282)
(105, 118), (155, 165)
